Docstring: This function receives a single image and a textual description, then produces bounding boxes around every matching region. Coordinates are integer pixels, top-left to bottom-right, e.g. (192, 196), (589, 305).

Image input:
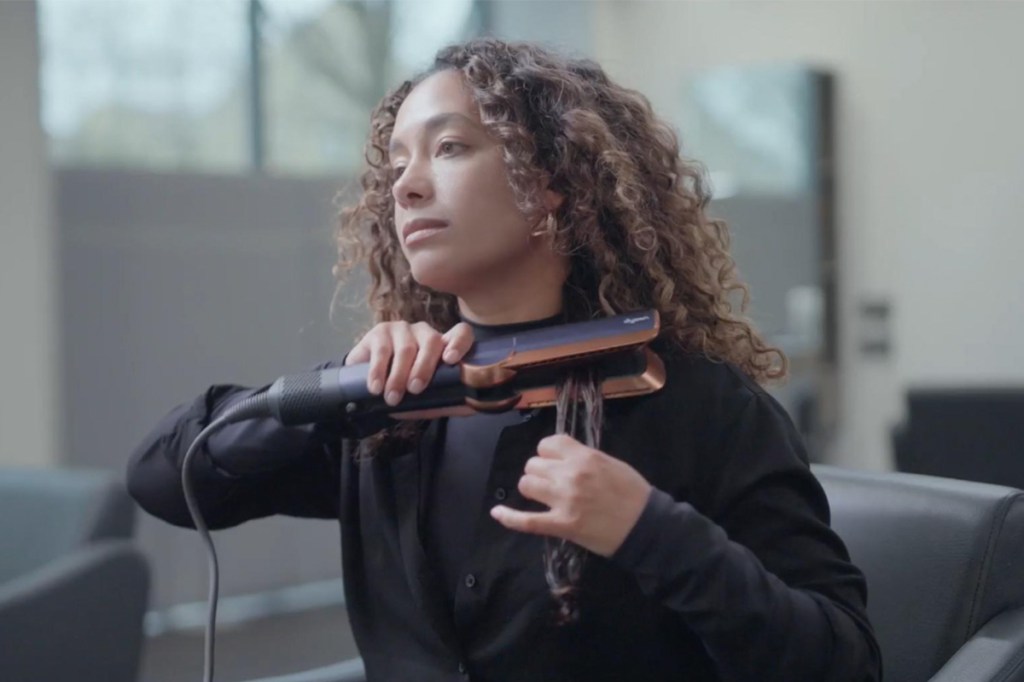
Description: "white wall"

(0, 0), (61, 468)
(592, 0), (1024, 470)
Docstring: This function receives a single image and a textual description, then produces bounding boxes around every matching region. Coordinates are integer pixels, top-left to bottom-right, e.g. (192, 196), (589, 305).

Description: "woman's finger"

(517, 473), (558, 507)
(490, 505), (562, 538)
(536, 434), (582, 460)
(441, 322), (475, 364)
(406, 324), (445, 394)
(383, 324), (417, 406)
(365, 331), (394, 395)
(523, 455), (560, 478)
(344, 339), (371, 366)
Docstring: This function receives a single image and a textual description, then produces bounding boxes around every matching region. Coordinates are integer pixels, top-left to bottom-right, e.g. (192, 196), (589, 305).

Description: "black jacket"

(127, 349), (882, 682)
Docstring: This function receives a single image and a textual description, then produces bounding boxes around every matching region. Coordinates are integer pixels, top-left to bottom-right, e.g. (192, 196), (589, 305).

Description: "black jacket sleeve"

(126, 363), (388, 531)
(612, 376), (882, 682)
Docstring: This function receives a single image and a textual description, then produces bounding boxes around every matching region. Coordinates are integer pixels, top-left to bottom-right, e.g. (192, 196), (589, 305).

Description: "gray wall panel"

(57, 168), (368, 608)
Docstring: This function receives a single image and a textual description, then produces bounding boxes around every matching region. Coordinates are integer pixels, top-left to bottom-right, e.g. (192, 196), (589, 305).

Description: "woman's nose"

(392, 159), (433, 208)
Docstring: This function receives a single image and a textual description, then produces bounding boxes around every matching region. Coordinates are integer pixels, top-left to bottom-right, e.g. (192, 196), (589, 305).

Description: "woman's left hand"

(490, 434), (653, 557)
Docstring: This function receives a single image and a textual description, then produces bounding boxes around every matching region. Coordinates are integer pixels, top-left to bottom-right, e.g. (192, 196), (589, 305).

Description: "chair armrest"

(0, 540), (150, 682)
(930, 607), (1024, 682)
(242, 657), (366, 682)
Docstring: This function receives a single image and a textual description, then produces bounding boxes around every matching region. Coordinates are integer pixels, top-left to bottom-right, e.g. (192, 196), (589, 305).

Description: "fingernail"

(409, 378), (424, 394)
(370, 380), (383, 395)
(386, 390), (400, 406)
(443, 349), (457, 363)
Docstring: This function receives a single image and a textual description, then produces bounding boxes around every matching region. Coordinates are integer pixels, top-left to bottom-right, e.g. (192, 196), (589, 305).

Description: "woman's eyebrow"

(389, 112), (480, 156)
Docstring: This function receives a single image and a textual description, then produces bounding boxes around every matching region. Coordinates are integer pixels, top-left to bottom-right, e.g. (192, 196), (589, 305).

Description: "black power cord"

(179, 392), (271, 682)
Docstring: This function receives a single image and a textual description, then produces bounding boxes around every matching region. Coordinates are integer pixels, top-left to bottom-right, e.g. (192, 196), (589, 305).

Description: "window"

(39, 0), (250, 172)
(38, 0), (483, 175)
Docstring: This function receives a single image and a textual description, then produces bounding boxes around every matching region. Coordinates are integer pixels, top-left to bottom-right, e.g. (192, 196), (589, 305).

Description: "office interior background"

(2, 1), (1023, 680)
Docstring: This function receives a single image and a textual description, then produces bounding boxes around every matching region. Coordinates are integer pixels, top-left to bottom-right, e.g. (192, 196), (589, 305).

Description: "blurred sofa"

(0, 467), (150, 682)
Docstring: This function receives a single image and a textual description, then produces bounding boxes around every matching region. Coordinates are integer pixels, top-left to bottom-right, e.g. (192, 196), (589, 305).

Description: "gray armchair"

(0, 467), (150, 682)
(817, 465), (1024, 682)
(246, 466), (1024, 682)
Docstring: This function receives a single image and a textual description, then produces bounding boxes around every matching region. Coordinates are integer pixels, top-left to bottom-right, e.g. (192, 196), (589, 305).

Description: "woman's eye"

(392, 165), (406, 179)
(437, 141), (464, 156)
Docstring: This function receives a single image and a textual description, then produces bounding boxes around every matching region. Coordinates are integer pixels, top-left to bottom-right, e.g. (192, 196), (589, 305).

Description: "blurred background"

(2, 1), (1022, 680)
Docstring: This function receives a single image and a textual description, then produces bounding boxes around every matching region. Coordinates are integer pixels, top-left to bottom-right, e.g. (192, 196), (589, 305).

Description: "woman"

(128, 39), (881, 681)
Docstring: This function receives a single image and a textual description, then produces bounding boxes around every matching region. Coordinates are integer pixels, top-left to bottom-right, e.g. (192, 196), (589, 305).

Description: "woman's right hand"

(344, 321), (475, 406)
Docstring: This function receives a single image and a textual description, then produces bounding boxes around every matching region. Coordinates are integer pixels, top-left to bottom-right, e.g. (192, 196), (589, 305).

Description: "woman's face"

(389, 69), (559, 298)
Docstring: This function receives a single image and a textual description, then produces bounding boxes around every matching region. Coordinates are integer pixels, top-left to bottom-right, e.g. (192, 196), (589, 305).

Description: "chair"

(0, 467), (150, 682)
(815, 465), (1024, 682)
(892, 388), (1024, 488)
(246, 466), (1024, 682)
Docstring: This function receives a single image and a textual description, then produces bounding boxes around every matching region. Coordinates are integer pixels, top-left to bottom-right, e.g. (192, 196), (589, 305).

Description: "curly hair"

(334, 38), (786, 383)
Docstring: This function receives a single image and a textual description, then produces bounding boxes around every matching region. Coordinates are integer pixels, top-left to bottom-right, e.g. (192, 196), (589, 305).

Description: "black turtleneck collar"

(460, 311), (566, 341)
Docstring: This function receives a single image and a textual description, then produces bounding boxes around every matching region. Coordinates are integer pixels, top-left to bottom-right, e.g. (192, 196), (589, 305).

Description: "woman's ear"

(529, 189), (567, 239)
(543, 189), (564, 213)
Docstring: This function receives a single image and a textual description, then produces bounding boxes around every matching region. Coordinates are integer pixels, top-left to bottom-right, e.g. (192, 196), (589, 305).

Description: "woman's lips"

(402, 218), (449, 246)
(405, 226), (447, 246)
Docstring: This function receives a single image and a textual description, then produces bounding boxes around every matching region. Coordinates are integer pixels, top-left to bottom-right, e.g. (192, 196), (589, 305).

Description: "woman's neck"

(456, 293), (563, 327)
(454, 241), (569, 326)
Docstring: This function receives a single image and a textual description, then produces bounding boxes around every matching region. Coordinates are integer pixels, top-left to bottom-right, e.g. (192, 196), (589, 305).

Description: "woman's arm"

(611, 387), (881, 682)
(128, 320), (476, 531)
(492, 371), (881, 682)
(126, 366), (387, 531)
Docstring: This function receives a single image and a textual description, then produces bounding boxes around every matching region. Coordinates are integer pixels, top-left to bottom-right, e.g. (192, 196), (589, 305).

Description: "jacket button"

(494, 487), (507, 501)
(464, 573), (477, 588)
(458, 661), (468, 675)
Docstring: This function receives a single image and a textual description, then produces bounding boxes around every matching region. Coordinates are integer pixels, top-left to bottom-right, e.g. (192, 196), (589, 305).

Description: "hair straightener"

(179, 310), (666, 682)
(261, 309), (667, 426)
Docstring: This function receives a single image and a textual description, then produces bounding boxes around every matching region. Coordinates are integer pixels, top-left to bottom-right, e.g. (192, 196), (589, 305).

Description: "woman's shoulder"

(657, 345), (766, 407)
(655, 346), (812, 489)
(651, 345), (801, 445)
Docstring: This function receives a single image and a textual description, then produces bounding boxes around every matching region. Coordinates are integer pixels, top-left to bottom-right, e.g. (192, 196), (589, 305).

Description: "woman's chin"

(408, 261), (464, 296)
